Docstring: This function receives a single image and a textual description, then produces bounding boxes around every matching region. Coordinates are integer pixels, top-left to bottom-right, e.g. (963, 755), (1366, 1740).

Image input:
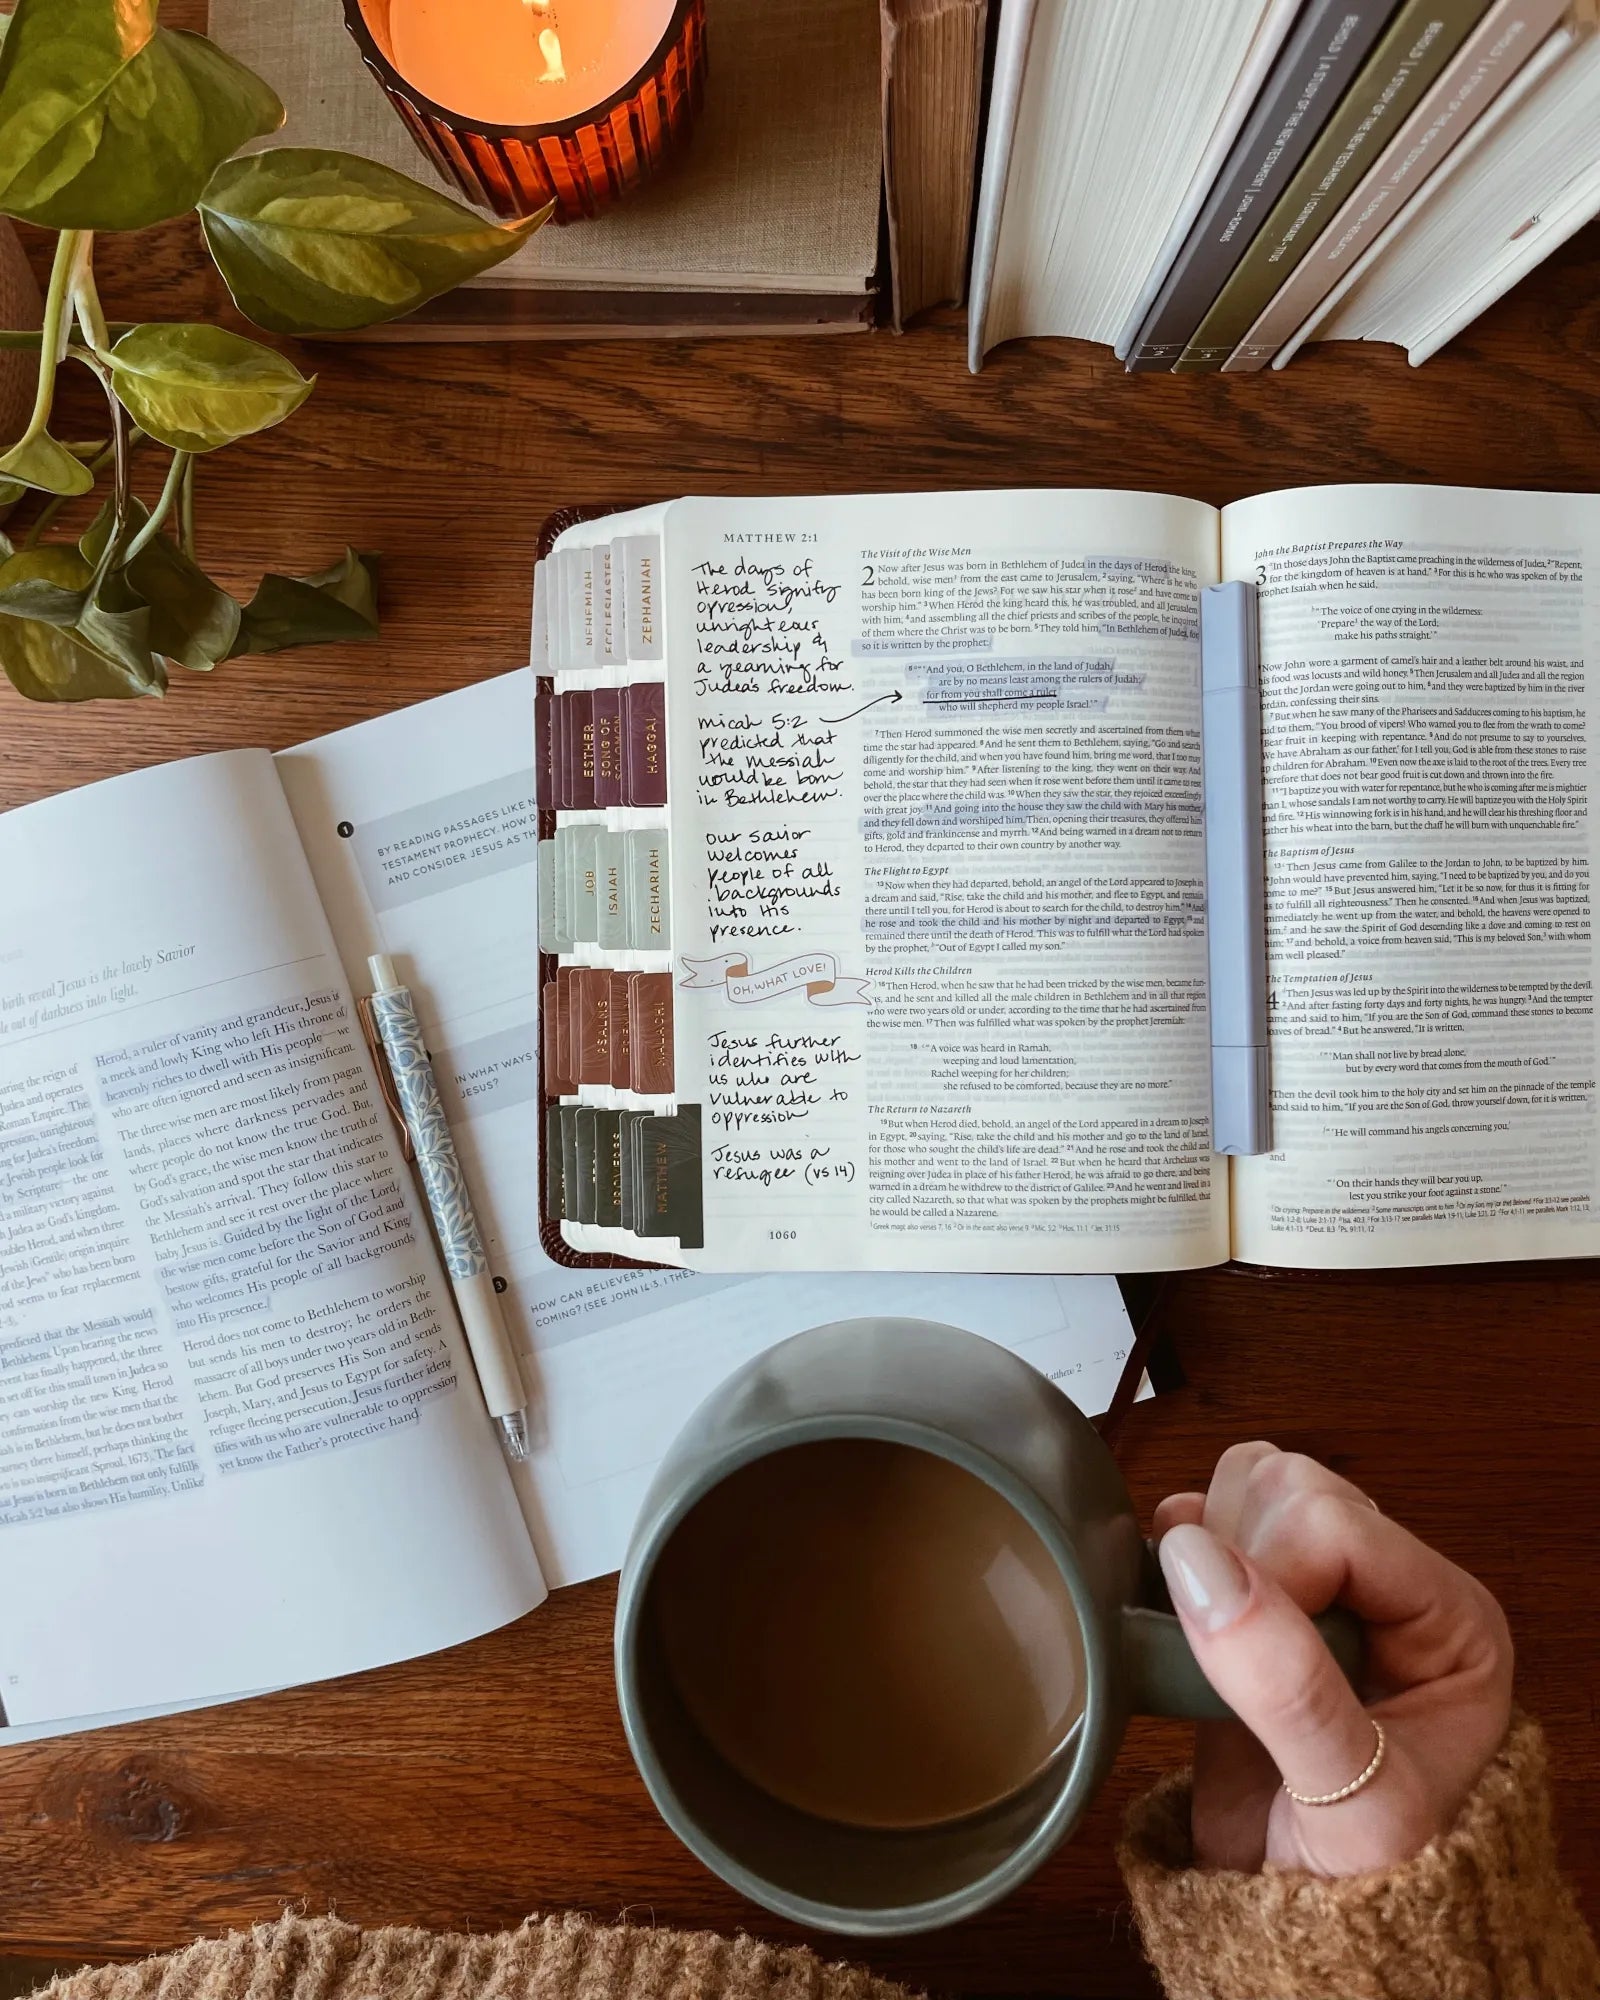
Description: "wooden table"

(1, 160), (1598, 2000)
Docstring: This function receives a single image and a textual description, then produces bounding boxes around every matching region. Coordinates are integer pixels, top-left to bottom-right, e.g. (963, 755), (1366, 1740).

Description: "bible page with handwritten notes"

(545, 489), (1230, 1273)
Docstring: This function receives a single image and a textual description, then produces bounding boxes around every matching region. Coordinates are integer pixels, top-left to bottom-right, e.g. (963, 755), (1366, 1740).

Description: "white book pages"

(974, 0), (1274, 356)
(0, 751), (545, 1734)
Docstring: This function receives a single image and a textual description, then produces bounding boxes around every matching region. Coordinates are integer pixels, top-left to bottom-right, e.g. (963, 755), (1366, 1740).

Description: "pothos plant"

(0, 0), (548, 703)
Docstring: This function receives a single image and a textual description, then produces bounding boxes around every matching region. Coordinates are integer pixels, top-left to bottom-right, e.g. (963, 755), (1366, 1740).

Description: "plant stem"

(70, 244), (111, 355)
(72, 359), (133, 586)
(178, 453), (196, 561)
(126, 449), (190, 563)
(21, 231), (84, 446)
(108, 386), (130, 522)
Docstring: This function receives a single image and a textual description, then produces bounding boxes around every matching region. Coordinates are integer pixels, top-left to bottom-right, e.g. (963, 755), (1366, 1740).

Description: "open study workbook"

(538, 483), (1600, 1275)
(0, 671), (1137, 1742)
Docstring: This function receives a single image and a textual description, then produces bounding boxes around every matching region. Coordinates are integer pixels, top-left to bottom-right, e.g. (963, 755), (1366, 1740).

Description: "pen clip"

(357, 993), (415, 1163)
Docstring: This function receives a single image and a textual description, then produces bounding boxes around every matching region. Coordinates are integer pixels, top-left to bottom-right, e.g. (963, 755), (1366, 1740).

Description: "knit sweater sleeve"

(30, 1913), (914, 2000)
(1117, 1714), (1599, 2000)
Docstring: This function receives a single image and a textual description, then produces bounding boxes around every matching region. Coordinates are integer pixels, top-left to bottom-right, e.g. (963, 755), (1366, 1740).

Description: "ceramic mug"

(615, 1316), (1361, 1936)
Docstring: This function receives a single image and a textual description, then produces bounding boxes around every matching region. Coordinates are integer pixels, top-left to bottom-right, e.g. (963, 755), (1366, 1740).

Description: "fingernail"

(1159, 1524), (1251, 1634)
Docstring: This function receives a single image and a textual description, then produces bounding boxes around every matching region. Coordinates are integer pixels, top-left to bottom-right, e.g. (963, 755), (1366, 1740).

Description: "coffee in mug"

(648, 1436), (1087, 1830)
(615, 1318), (1362, 1935)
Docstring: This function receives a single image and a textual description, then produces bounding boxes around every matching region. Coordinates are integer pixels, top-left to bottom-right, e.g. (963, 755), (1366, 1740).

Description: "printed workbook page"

(277, 673), (547, 1364)
(0, 752), (545, 1736)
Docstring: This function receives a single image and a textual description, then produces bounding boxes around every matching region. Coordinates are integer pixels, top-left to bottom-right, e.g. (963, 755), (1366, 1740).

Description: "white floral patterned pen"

(367, 953), (531, 1463)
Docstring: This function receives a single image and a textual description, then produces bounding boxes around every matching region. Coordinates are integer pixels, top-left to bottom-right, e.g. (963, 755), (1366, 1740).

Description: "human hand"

(1154, 1441), (1514, 1877)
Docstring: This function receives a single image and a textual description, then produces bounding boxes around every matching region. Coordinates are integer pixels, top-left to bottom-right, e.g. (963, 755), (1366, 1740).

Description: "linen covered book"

(536, 483), (1600, 1276)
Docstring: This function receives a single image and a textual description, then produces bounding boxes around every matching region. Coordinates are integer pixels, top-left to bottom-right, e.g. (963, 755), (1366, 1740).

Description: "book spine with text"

(1124, 0), (1402, 371)
(1267, 17), (1577, 365)
(1175, 0), (1495, 369)
(1223, 0), (1569, 370)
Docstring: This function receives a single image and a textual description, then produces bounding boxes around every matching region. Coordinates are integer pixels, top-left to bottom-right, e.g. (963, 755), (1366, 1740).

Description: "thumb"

(1158, 1522), (1375, 1804)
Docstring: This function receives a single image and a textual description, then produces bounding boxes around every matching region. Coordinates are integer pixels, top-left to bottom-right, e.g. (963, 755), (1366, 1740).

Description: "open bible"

(537, 483), (1600, 1275)
(0, 673), (1138, 1741)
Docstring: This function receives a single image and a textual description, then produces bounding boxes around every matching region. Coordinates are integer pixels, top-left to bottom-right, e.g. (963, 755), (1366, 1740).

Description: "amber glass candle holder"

(343, 0), (707, 224)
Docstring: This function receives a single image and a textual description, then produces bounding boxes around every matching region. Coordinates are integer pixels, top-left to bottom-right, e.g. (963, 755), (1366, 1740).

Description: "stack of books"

(211, 0), (994, 340)
(211, 0), (890, 339)
(970, 0), (1600, 370)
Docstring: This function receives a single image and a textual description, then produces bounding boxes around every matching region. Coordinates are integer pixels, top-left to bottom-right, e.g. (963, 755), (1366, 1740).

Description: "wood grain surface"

(1, 42), (1599, 1989)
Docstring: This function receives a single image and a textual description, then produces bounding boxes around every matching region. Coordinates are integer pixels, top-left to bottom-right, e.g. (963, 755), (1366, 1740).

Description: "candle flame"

(537, 25), (566, 80)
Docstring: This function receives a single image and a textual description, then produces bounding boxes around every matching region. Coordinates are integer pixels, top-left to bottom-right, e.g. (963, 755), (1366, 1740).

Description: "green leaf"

(81, 498), (241, 669)
(79, 566), (157, 679)
(107, 324), (313, 453)
(0, 545), (163, 700)
(232, 547), (379, 654)
(0, 430), (94, 496)
(3, 542), (158, 682)
(0, 0), (283, 231)
(200, 149), (548, 335)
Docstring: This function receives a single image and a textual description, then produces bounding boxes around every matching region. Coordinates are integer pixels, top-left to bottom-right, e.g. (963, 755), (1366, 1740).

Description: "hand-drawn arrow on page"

(821, 690), (902, 724)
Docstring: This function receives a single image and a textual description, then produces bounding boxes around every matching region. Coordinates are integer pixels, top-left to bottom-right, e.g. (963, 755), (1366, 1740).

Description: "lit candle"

(346, 0), (707, 222)
(383, 0), (677, 128)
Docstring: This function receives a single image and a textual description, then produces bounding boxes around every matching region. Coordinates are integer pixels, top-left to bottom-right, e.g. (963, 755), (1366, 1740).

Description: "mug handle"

(1121, 1541), (1364, 1719)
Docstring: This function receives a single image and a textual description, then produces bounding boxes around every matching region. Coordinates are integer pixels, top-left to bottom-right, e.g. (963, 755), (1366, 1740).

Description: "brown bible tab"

(593, 687), (624, 807)
(555, 971), (575, 1095)
(624, 679), (667, 806)
(552, 687), (572, 811)
(541, 983), (576, 1097)
(574, 966), (613, 1086)
(534, 679), (555, 810)
(637, 1106), (703, 1249)
(629, 970), (675, 1096)
(569, 691), (597, 809)
(610, 970), (635, 1091)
